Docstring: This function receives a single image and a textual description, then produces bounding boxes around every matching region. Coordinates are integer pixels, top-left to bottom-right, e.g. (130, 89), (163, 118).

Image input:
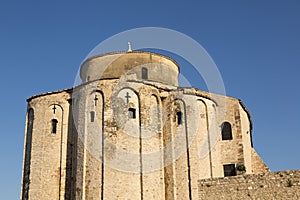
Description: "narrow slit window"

(128, 108), (136, 119)
(176, 111), (183, 125)
(142, 67), (148, 80)
(90, 111), (95, 122)
(221, 122), (233, 140)
(223, 164), (236, 177)
(51, 119), (58, 134)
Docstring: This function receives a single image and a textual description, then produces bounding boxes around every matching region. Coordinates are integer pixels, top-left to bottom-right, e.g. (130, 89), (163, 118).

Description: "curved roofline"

(80, 50), (181, 79)
(238, 99), (253, 147)
(238, 99), (253, 132)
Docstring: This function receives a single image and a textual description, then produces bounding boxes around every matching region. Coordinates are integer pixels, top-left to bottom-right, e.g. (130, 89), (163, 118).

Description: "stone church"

(21, 49), (269, 199)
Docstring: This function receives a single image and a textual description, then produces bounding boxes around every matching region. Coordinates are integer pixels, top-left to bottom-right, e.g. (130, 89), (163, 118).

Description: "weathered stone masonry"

(21, 51), (271, 200)
(198, 170), (300, 199)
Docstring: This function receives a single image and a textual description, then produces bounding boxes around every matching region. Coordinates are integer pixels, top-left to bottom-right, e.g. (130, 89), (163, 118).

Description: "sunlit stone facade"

(21, 51), (269, 200)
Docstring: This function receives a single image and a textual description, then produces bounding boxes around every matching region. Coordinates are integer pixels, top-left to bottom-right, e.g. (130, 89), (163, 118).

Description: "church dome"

(80, 51), (180, 86)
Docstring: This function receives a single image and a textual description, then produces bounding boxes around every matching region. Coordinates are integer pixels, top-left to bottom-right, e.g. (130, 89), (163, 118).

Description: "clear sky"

(1, 1), (300, 199)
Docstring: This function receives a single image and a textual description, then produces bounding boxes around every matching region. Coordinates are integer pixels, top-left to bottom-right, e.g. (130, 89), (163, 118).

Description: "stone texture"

(20, 51), (273, 200)
(198, 170), (300, 199)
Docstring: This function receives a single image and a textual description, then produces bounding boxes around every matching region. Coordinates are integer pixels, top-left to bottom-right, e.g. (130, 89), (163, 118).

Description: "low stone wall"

(198, 170), (300, 199)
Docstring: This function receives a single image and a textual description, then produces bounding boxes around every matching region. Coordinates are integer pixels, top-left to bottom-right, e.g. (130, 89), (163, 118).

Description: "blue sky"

(1, 1), (300, 199)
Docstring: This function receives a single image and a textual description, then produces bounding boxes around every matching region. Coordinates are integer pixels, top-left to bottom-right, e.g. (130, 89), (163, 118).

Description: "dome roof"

(80, 51), (180, 86)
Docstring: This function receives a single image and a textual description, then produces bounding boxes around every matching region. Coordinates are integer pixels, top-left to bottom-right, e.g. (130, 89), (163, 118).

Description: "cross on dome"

(127, 42), (132, 52)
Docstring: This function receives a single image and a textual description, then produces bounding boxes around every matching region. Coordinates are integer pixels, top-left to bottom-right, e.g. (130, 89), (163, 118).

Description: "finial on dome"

(127, 42), (132, 52)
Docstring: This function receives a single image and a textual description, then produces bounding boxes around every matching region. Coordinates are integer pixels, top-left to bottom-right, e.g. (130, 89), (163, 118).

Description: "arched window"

(90, 111), (95, 122)
(221, 122), (232, 140)
(142, 67), (148, 80)
(128, 108), (136, 119)
(176, 111), (183, 125)
(51, 119), (58, 134)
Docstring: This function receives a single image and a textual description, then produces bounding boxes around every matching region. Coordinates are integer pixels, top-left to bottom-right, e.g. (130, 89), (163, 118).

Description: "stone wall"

(198, 170), (300, 199)
(251, 148), (270, 174)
